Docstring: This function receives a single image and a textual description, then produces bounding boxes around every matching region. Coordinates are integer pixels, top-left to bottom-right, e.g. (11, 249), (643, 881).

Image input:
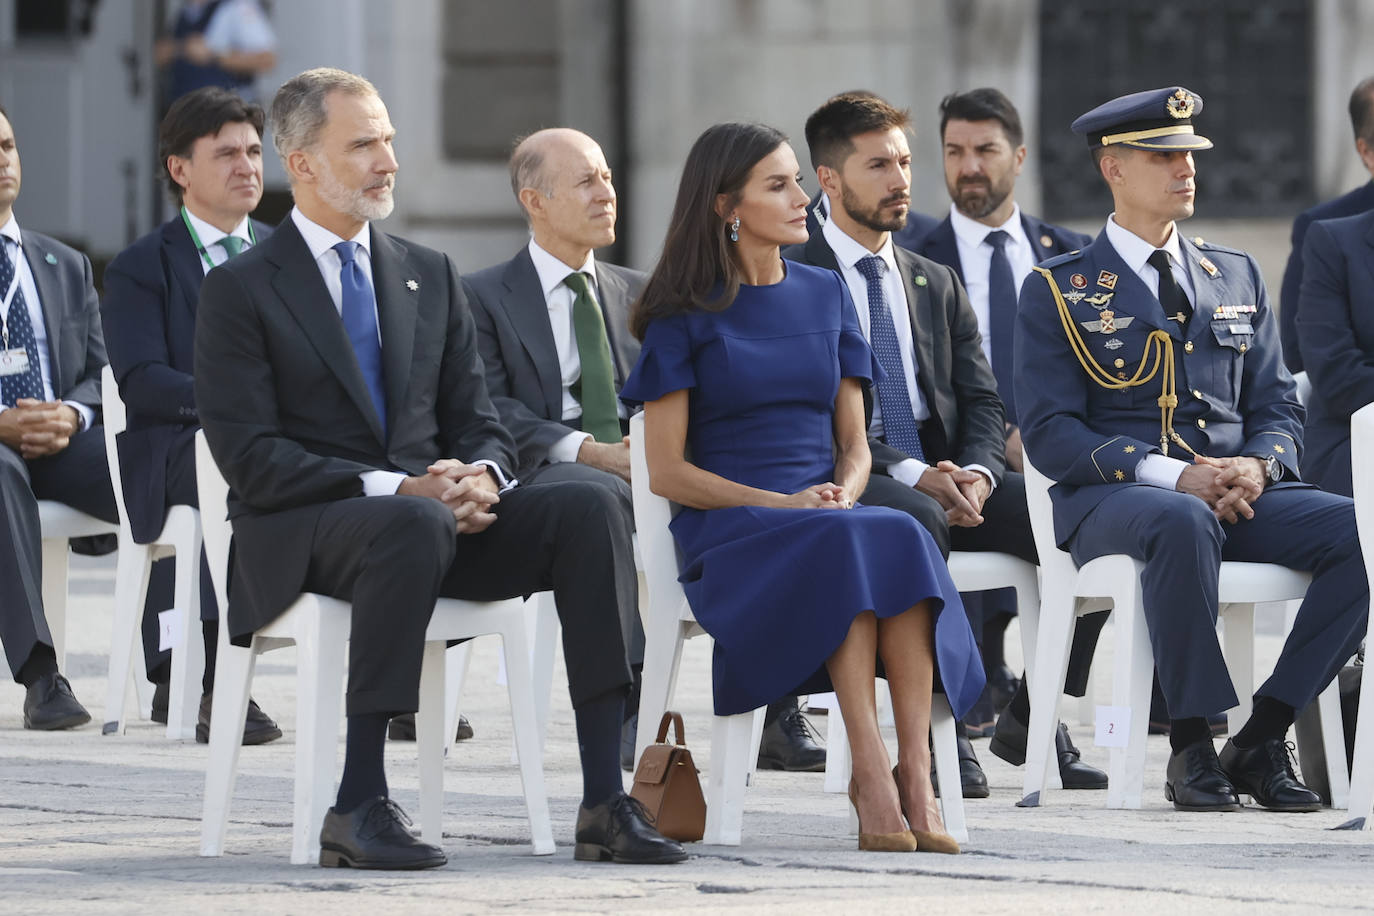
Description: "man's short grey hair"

(509, 134), (555, 222)
(269, 67), (378, 166)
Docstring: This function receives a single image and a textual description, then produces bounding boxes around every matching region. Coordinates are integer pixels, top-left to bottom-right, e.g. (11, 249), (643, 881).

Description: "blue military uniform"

(1014, 88), (1367, 725)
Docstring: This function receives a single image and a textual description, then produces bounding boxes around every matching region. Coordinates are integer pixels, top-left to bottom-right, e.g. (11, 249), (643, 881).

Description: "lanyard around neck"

(181, 207), (256, 271)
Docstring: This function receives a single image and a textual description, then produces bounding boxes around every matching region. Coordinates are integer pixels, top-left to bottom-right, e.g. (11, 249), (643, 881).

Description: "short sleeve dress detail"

(621, 262), (983, 717)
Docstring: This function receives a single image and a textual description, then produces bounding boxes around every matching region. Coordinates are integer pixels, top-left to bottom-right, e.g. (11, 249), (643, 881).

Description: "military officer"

(1014, 86), (1368, 813)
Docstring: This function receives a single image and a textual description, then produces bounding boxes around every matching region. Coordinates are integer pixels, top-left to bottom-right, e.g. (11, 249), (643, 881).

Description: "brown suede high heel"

(848, 779), (918, 852)
(892, 765), (961, 854)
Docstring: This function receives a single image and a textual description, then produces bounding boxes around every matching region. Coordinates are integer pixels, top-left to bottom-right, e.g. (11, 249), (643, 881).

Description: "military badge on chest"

(1081, 309), (1134, 335)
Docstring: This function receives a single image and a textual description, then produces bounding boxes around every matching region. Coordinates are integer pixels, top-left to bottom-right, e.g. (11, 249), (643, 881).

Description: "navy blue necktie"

(985, 229), (1019, 425)
(856, 255), (924, 460)
(0, 239), (44, 408)
(333, 241), (387, 435)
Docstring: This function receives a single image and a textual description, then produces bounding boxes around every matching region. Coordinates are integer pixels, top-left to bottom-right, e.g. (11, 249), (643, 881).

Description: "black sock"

(574, 687), (627, 808)
(335, 712), (391, 814)
(1008, 679), (1030, 724)
(981, 612), (1011, 670)
(1232, 696), (1295, 749)
(18, 645), (58, 688)
(764, 696), (796, 727)
(1169, 717), (1212, 753)
(625, 664), (642, 722)
(202, 620), (219, 695)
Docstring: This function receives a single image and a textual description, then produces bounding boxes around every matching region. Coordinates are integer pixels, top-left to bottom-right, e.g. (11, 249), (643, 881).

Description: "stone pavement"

(3, 555), (1374, 914)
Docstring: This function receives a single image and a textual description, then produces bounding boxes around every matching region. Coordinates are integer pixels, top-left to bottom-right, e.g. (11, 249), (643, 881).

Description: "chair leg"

(167, 541), (205, 740)
(103, 541), (153, 736)
(442, 642), (474, 758)
(499, 618), (556, 855)
(530, 592), (560, 752)
(1221, 603), (1255, 736)
(199, 635), (258, 856)
(1342, 657), (1374, 826)
(40, 538), (70, 671)
(634, 609), (689, 768)
(1108, 593), (1153, 810)
(292, 607), (348, 865)
(1019, 586), (1076, 807)
(823, 699), (852, 795)
(704, 710), (761, 846)
(417, 640), (448, 846)
(931, 695), (968, 844)
(1317, 676), (1350, 809)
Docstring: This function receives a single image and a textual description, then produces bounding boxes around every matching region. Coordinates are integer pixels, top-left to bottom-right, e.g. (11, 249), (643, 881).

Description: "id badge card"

(0, 347), (31, 376)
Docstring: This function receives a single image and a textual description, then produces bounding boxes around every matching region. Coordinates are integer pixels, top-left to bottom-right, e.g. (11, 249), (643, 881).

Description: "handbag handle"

(654, 710), (687, 746)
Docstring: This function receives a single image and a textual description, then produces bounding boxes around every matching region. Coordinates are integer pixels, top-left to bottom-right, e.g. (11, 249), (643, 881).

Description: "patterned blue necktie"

(985, 229), (1019, 425)
(0, 239), (45, 408)
(856, 255), (924, 460)
(333, 241), (387, 435)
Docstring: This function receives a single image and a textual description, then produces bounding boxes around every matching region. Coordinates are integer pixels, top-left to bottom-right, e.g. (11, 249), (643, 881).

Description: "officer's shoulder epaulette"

(1188, 236), (1246, 257)
(1040, 249), (1085, 270)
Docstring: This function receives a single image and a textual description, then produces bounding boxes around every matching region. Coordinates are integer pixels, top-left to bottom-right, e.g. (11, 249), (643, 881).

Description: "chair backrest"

(99, 364), (134, 525)
(1021, 450), (1081, 585)
(194, 430), (233, 614)
(1352, 403), (1374, 600)
(628, 412), (693, 623)
(1292, 370), (1312, 407)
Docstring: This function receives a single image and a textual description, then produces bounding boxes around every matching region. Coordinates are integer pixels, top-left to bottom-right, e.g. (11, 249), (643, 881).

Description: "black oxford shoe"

(756, 705), (827, 772)
(932, 721), (989, 799)
(195, 692), (283, 745)
(1218, 738), (1322, 812)
(24, 673), (91, 730)
(574, 793), (688, 864)
(1165, 738), (1241, 811)
(319, 796), (447, 869)
(989, 706), (1108, 789)
(387, 712), (474, 742)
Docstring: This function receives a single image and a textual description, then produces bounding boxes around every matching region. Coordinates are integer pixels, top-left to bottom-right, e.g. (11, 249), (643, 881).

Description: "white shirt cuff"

(964, 463), (997, 492)
(549, 430), (591, 465)
(1136, 453), (1188, 490)
(361, 470), (406, 497)
(471, 458), (518, 492)
(64, 401), (95, 433)
(888, 458), (930, 489)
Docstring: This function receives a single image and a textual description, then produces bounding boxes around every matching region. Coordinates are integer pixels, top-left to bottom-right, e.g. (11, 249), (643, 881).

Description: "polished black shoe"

(574, 793), (688, 864)
(989, 706), (1108, 789)
(1164, 738), (1242, 811)
(195, 693), (283, 745)
(319, 796), (447, 869)
(151, 681), (170, 725)
(932, 722), (989, 799)
(756, 705), (827, 771)
(23, 673), (91, 730)
(620, 713), (638, 772)
(386, 712), (473, 742)
(1218, 738), (1322, 812)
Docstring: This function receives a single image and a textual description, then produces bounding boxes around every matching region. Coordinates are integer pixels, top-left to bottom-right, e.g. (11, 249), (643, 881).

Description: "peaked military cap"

(1071, 87), (1213, 151)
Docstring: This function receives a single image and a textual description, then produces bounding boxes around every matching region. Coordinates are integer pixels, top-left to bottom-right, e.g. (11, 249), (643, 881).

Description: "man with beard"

(783, 92), (1107, 798)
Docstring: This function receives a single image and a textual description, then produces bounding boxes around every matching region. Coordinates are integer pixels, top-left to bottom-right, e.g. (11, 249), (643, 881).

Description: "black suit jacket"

(784, 232), (1006, 483)
(17, 229), (105, 412)
(463, 247), (643, 473)
(1279, 180), (1374, 372)
(101, 215), (272, 542)
(194, 217), (516, 638)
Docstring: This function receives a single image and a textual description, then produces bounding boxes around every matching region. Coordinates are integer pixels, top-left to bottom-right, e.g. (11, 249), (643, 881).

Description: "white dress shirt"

(183, 207), (254, 274)
(1103, 216), (1196, 490)
(948, 203), (1036, 367)
(0, 214), (94, 430)
(290, 207), (511, 495)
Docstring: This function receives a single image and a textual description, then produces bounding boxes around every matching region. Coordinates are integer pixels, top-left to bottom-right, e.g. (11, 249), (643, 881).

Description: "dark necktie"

(333, 241), (387, 435)
(563, 271), (621, 443)
(1148, 249), (1192, 325)
(856, 255), (924, 460)
(0, 239), (45, 407)
(984, 229), (1019, 425)
(217, 235), (245, 259)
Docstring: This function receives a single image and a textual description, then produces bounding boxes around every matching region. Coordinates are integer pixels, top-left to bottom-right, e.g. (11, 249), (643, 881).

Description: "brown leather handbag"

(629, 711), (706, 842)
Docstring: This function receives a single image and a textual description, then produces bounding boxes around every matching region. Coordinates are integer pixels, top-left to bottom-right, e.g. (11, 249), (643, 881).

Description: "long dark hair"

(629, 122), (788, 341)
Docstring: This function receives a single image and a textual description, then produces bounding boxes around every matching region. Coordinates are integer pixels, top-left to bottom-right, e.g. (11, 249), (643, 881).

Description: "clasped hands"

(1176, 454), (1266, 523)
(784, 482), (854, 509)
(0, 399), (80, 459)
(398, 459), (500, 534)
(918, 460), (991, 527)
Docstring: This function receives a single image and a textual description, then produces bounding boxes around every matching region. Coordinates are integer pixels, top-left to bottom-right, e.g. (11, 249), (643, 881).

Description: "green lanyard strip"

(180, 207), (257, 271)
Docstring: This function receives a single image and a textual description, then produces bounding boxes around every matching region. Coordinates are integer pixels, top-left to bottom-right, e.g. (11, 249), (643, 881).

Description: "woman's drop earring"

(729, 215), (740, 242)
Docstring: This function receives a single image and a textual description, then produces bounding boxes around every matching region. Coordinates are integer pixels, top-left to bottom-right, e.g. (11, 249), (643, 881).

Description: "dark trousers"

(1070, 484), (1367, 719)
(0, 428), (118, 680)
(301, 480), (637, 717)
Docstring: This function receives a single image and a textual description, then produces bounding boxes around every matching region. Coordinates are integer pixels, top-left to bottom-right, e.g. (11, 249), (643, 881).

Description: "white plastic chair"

(193, 432), (554, 864)
(628, 412), (968, 844)
(1339, 402), (1374, 827)
(1019, 453), (1324, 809)
(36, 501), (118, 672)
(99, 365), (203, 739)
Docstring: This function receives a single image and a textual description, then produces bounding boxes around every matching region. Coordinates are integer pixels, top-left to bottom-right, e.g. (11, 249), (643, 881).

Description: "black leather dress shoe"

(151, 681), (170, 725)
(756, 705), (826, 771)
(988, 706), (1108, 789)
(1218, 738), (1322, 812)
(1165, 738), (1241, 811)
(195, 693), (283, 745)
(620, 713), (638, 772)
(574, 793), (688, 864)
(23, 673), (91, 730)
(932, 722), (989, 799)
(386, 712), (474, 742)
(319, 796), (447, 869)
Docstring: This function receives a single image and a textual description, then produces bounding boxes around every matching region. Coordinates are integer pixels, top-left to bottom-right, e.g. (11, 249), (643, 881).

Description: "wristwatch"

(1264, 454), (1282, 484)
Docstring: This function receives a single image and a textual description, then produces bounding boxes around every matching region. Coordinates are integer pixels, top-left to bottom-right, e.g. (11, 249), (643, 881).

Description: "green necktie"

(563, 271), (621, 443)
(217, 236), (245, 258)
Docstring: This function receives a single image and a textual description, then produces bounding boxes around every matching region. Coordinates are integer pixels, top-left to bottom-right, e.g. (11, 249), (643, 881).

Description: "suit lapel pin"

(44, 252), (57, 265)
(1039, 234), (1053, 248)
(1096, 270), (1118, 289)
(913, 274), (927, 287)
(1070, 273), (1088, 289)
(405, 279), (419, 291)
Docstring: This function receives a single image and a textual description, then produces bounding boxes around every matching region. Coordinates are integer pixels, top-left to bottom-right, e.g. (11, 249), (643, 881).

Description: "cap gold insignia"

(1040, 234), (1053, 248)
(1167, 89), (1195, 120)
(1097, 270), (1118, 290)
(1070, 273), (1088, 289)
(406, 279), (419, 291)
(1198, 256), (1218, 277)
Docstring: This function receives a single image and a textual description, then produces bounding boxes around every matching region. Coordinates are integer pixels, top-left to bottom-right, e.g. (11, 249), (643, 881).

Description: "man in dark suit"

(101, 87), (279, 745)
(0, 104), (108, 729)
(464, 128), (654, 769)
(195, 68), (684, 869)
(786, 91), (1107, 797)
(1279, 76), (1374, 372)
(1017, 86), (1366, 812)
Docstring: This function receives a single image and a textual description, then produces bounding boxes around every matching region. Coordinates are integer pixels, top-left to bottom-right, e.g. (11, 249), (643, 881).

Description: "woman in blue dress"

(621, 122), (982, 854)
